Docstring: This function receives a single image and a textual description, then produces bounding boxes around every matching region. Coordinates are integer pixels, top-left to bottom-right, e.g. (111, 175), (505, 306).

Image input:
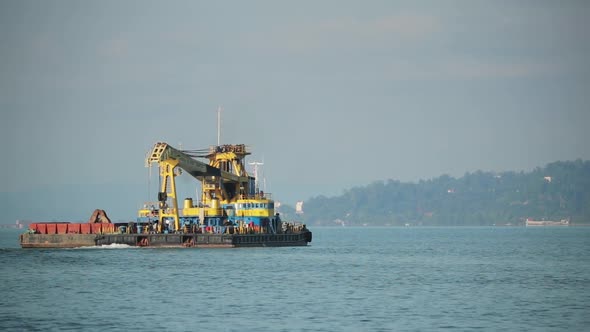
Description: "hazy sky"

(1, 1), (589, 221)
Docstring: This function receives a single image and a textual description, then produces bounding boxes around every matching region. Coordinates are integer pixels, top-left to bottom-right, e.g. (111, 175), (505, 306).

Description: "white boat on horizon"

(525, 218), (570, 227)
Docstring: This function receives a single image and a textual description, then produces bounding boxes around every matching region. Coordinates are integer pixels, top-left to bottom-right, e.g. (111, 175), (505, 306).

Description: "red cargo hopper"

(67, 223), (81, 234)
(91, 223), (102, 234)
(46, 224), (57, 234)
(102, 224), (115, 234)
(80, 224), (91, 234)
(37, 224), (47, 234)
(57, 224), (68, 234)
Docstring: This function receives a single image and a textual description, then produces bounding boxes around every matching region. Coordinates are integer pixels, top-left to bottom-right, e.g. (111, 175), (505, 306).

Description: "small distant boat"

(525, 218), (569, 227)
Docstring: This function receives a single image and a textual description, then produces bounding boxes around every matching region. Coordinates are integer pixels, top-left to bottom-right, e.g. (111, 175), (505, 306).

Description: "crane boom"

(146, 142), (249, 183)
(144, 142), (256, 231)
(146, 142), (220, 178)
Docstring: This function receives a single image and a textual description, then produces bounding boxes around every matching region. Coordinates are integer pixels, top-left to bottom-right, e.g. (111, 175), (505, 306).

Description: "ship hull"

(525, 220), (569, 227)
(20, 231), (312, 248)
(20, 234), (98, 248)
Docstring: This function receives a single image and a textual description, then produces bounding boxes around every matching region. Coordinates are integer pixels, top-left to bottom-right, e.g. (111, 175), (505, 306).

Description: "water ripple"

(1, 227), (589, 331)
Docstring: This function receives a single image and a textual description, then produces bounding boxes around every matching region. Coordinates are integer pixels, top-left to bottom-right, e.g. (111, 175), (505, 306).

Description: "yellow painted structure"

(158, 159), (180, 231)
(143, 142), (275, 231)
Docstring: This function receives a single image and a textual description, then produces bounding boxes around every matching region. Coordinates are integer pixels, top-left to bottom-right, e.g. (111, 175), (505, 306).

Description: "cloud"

(373, 13), (438, 39)
(443, 60), (564, 80)
(385, 57), (565, 81)
(242, 13), (439, 55)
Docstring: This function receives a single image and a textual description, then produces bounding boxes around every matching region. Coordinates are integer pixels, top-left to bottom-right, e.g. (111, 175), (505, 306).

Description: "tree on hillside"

(302, 160), (590, 226)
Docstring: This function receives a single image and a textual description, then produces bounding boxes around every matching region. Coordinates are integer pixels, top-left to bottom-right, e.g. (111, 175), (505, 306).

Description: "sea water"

(0, 227), (588, 331)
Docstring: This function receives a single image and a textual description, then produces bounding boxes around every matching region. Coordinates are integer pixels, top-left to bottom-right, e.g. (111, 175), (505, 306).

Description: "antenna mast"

(217, 106), (222, 146)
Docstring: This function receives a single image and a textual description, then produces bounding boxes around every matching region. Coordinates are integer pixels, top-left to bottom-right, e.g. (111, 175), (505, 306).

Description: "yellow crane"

(143, 142), (255, 231)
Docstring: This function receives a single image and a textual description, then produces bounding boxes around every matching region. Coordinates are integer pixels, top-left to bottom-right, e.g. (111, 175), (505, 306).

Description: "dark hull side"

(20, 231), (312, 248)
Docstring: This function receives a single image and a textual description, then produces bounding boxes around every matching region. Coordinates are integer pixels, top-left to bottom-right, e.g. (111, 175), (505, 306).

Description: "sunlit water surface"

(1, 227), (589, 331)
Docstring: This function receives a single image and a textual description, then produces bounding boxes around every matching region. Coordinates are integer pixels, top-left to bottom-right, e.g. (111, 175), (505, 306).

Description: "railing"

(237, 193), (272, 200)
(209, 144), (247, 154)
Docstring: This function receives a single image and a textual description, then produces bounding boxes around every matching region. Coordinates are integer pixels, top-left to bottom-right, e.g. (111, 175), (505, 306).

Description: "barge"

(525, 218), (569, 227)
(20, 141), (312, 248)
(20, 228), (311, 248)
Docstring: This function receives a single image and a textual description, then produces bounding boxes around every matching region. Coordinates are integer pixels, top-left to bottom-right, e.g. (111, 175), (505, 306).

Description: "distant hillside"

(300, 160), (590, 226)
